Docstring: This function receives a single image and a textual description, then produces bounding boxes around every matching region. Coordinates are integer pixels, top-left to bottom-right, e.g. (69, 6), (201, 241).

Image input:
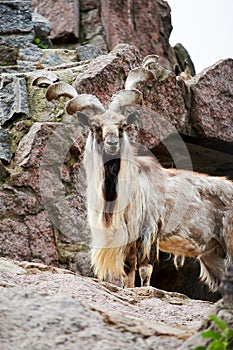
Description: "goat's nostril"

(107, 140), (118, 146)
(106, 136), (118, 146)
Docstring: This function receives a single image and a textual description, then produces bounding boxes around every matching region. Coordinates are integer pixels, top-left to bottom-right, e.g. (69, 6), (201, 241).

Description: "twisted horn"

(46, 82), (105, 115)
(125, 67), (155, 90)
(108, 90), (143, 113)
(142, 55), (159, 70)
(32, 72), (59, 88)
(45, 82), (78, 101)
(66, 94), (106, 115)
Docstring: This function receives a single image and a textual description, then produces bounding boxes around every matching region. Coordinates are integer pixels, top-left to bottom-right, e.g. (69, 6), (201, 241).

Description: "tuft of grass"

(194, 315), (233, 350)
(34, 37), (49, 49)
(0, 61), (10, 66)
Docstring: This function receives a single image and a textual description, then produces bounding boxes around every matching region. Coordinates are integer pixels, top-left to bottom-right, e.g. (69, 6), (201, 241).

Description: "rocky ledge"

(0, 257), (213, 350)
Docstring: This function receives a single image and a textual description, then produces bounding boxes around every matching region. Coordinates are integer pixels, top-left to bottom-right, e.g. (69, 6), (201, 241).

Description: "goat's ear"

(126, 111), (139, 125)
(76, 112), (91, 127)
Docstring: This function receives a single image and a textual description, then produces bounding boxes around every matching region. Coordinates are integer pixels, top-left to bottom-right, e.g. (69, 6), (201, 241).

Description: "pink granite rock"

(15, 122), (70, 168)
(74, 43), (142, 105)
(137, 69), (188, 148)
(190, 59), (233, 143)
(0, 185), (39, 217)
(101, 0), (173, 68)
(31, 0), (79, 43)
(0, 211), (58, 265)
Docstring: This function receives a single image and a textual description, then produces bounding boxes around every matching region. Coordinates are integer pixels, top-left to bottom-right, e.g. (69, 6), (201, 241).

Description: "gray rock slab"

(0, 126), (12, 162)
(0, 75), (29, 126)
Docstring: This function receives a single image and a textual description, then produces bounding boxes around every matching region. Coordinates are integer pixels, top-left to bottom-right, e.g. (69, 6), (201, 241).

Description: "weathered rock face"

(32, 12), (53, 48)
(0, 127), (12, 163)
(101, 0), (173, 68)
(0, 0), (34, 48)
(0, 75), (29, 126)
(29, 0), (184, 70)
(76, 44), (103, 61)
(31, 0), (80, 43)
(0, 258), (213, 350)
(137, 68), (188, 148)
(0, 183), (56, 267)
(0, 43), (18, 66)
(74, 44), (142, 104)
(180, 265), (233, 350)
(190, 59), (233, 143)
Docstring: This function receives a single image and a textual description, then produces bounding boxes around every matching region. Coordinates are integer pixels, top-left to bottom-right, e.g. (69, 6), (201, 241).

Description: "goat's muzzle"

(104, 134), (119, 155)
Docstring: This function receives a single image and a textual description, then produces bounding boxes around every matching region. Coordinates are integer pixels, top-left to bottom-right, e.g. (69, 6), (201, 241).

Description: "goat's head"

(74, 90), (142, 156)
(32, 56), (157, 155)
(34, 78), (142, 156)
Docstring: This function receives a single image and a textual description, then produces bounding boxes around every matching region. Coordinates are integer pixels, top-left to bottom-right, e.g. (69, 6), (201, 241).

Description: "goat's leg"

(199, 238), (226, 291)
(137, 238), (157, 287)
(124, 242), (137, 288)
(139, 263), (153, 287)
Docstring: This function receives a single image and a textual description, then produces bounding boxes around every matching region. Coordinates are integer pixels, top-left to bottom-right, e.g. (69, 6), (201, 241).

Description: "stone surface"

(0, 160), (9, 180)
(190, 59), (233, 143)
(76, 44), (103, 61)
(32, 12), (53, 48)
(0, 184), (39, 217)
(15, 122), (70, 169)
(0, 0), (34, 48)
(0, 185), (58, 265)
(180, 265), (233, 350)
(0, 43), (18, 66)
(0, 258), (214, 350)
(31, 0), (80, 43)
(74, 43), (142, 105)
(101, 0), (173, 69)
(80, 0), (97, 11)
(220, 265), (233, 308)
(30, 0), (186, 69)
(0, 75), (29, 126)
(41, 48), (78, 65)
(173, 43), (196, 76)
(137, 67), (188, 148)
(0, 212), (58, 265)
(11, 120), (89, 269)
(0, 127), (12, 163)
(17, 42), (42, 62)
(81, 8), (105, 48)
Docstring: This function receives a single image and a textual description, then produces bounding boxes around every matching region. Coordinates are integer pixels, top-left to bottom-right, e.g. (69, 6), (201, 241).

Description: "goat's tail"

(198, 238), (226, 292)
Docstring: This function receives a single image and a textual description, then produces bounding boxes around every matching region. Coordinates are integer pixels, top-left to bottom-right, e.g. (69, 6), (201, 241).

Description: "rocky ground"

(0, 258), (214, 350)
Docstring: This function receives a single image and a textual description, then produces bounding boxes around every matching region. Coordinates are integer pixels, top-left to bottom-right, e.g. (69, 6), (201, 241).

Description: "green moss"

(33, 38), (49, 50)
(0, 61), (10, 66)
(10, 123), (30, 154)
